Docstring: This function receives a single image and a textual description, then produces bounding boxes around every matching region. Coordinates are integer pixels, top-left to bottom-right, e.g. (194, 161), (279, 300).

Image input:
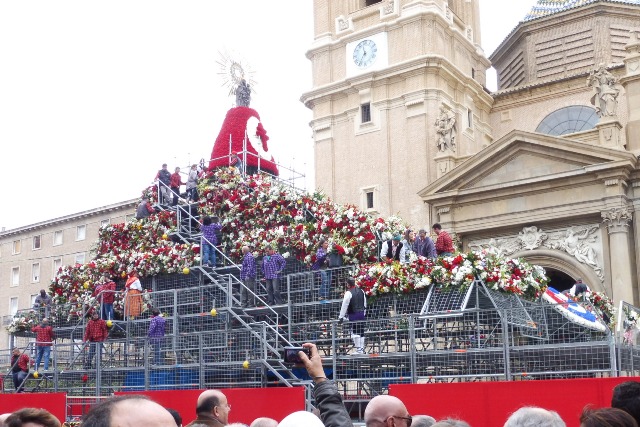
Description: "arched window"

(535, 106), (599, 136)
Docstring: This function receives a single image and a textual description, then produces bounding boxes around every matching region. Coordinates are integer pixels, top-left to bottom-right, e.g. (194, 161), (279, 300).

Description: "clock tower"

(301, 0), (493, 228)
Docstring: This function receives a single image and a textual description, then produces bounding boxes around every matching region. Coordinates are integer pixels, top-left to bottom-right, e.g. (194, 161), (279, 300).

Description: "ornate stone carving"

(382, 0), (395, 15)
(602, 207), (633, 233)
(435, 105), (456, 152)
(469, 224), (605, 282)
(587, 64), (620, 117)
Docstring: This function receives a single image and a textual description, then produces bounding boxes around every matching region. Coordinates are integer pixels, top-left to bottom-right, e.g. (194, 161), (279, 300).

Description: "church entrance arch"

(511, 248), (603, 293)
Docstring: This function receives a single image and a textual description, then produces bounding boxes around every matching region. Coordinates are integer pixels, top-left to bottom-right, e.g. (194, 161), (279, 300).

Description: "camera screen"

(283, 347), (309, 364)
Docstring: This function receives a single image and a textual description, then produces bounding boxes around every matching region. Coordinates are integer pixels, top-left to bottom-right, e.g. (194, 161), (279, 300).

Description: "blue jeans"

(35, 346), (51, 371)
(86, 342), (103, 369)
(102, 303), (114, 321)
(202, 242), (216, 267)
(318, 270), (332, 299)
(13, 370), (27, 392)
(265, 278), (283, 305)
(150, 339), (162, 365)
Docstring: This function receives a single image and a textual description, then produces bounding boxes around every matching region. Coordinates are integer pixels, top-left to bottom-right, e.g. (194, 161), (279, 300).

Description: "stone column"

(602, 207), (635, 304)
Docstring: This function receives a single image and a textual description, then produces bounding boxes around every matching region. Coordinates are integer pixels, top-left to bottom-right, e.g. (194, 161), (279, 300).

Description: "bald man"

(364, 395), (412, 427)
(185, 390), (231, 426)
(81, 395), (176, 427)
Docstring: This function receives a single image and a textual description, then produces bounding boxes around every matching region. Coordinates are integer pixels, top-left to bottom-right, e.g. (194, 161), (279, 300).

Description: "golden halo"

(217, 50), (257, 96)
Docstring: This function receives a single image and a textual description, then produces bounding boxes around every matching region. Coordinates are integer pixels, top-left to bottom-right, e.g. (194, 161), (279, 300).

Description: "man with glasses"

(185, 389), (231, 426)
(364, 395), (413, 427)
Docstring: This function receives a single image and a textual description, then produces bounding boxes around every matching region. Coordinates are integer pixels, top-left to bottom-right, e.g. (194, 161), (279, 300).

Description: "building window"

(467, 109), (473, 128)
(10, 297), (18, 316)
(361, 103), (371, 123)
(76, 225), (86, 241)
(53, 258), (62, 278)
(11, 267), (19, 286)
(75, 253), (86, 265)
(12, 240), (21, 255)
(536, 105), (599, 136)
(32, 263), (40, 283)
(471, 68), (475, 79)
(101, 219), (111, 227)
(366, 192), (374, 209)
(365, 0), (382, 6)
(33, 235), (42, 250)
(53, 230), (63, 246)
(30, 294), (38, 307)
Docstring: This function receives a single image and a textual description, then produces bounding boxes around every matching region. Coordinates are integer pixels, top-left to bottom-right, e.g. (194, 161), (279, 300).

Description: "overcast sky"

(0, 0), (535, 231)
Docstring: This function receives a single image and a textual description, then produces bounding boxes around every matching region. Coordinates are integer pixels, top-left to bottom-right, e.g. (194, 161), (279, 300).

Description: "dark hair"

(613, 381), (640, 425)
(6, 408), (61, 427)
(196, 393), (221, 415)
(152, 308), (161, 316)
(81, 395), (151, 427)
(203, 216), (212, 226)
(432, 223), (442, 230)
(166, 408), (182, 426)
(346, 277), (356, 287)
(580, 407), (638, 427)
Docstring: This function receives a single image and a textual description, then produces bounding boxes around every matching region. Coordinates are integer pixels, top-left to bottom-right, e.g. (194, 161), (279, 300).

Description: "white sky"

(0, 0), (535, 231)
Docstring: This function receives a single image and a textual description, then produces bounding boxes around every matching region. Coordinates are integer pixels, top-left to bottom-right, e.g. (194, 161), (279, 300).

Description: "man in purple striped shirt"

(240, 246), (257, 308)
(262, 246), (286, 305)
(148, 309), (166, 364)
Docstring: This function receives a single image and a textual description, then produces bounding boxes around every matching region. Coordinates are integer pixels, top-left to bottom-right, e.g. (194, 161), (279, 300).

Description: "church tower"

(301, 0), (493, 227)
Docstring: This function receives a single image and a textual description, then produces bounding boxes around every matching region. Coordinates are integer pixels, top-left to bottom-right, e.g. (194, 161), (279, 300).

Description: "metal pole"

(502, 309), (512, 380)
(409, 315), (417, 383)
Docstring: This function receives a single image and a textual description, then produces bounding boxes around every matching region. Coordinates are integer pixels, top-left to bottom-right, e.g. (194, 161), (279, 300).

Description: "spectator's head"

(431, 421), (470, 427)
(346, 277), (356, 289)
(580, 407), (637, 427)
(203, 216), (212, 226)
(81, 395), (175, 427)
(250, 417), (278, 427)
(503, 406), (566, 427)
(404, 229), (414, 242)
(318, 238), (328, 250)
(267, 246), (276, 255)
(613, 381), (640, 424)
(432, 223), (442, 234)
(175, 167), (181, 173)
(11, 348), (20, 356)
(152, 309), (161, 317)
(392, 235), (402, 244)
(5, 408), (60, 427)
(162, 163), (168, 169)
(166, 408), (182, 427)
(191, 164), (197, 170)
(364, 395), (412, 427)
(278, 411), (323, 427)
(412, 415), (436, 427)
(91, 311), (100, 321)
(242, 246), (250, 255)
(41, 318), (49, 326)
(40, 289), (47, 297)
(195, 389), (231, 425)
(418, 229), (427, 237)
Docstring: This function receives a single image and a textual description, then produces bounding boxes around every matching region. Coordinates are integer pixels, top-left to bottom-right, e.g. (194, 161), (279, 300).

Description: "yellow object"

(183, 267), (190, 275)
(243, 360), (249, 369)
(210, 308), (217, 316)
(121, 272), (127, 278)
(33, 371), (39, 379)
(83, 282), (90, 289)
(106, 320), (113, 327)
(162, 234), (168, 240)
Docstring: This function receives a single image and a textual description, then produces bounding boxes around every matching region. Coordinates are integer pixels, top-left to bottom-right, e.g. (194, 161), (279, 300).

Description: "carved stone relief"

(469, 225), (604, 281)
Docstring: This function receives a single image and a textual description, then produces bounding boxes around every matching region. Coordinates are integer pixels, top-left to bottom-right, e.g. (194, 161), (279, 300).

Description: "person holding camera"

(338, 277), (367, 355)
(297, 343), (353, 427)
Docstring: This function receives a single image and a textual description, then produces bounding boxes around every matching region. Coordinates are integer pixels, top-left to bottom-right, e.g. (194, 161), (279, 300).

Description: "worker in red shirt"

(31, 318), (55, 372)
(432, 223), (455, 256)
(10, 348), (30, 393)
(94, 272), (117, 320)
(84, 311), (108, 369)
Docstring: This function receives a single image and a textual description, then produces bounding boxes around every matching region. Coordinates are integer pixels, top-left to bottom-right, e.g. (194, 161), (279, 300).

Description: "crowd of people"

(4, 348), (640, 426)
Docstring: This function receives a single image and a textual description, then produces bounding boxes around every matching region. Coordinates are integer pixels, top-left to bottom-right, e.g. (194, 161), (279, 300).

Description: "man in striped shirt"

(240, 246), (257, 308)
(262, 246), (286, 305)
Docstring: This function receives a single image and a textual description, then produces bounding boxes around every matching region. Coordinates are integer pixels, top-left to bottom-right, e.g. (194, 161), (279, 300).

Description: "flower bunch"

(583, 291), (615, 328)
(7, 310), (40, 333)
(355, 251), (548, 299)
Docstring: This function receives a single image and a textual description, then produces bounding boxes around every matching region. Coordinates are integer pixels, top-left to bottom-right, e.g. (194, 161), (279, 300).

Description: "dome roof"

(524, 0), (640, 21)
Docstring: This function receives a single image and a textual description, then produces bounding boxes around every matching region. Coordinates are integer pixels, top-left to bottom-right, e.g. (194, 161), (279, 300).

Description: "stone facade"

(304, 0), (640, 303)
(0, 201), (136, 346)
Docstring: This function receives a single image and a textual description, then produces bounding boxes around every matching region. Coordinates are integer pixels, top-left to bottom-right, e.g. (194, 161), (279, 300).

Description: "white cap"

(278, 411), (324, 427)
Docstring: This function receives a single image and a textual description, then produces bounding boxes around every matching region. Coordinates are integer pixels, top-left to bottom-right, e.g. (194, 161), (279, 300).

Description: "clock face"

(353, 39), (378, 69)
